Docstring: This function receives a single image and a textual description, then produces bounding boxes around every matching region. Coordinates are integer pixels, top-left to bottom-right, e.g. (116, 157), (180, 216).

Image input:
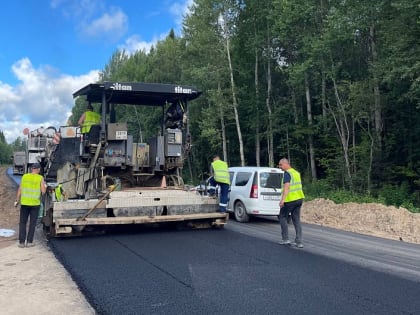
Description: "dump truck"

(40, 82), (227, 237)
(12, 126), (57, 174)
(12, 151), (26, 175)
(25, 126), (57, 171)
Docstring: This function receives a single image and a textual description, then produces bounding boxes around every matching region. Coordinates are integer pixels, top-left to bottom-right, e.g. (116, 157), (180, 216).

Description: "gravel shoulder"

(0, 230), (95, 315)
(0, 167), (95, 315)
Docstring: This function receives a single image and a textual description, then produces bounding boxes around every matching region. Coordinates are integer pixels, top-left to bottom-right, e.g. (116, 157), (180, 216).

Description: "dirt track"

(0, 167), (20, 249)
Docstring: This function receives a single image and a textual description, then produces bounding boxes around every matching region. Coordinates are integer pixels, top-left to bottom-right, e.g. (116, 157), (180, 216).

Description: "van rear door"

(258, 170), (283, 201)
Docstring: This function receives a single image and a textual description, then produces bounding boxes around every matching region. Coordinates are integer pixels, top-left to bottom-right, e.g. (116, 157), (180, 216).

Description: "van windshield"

(260, 172), (282, 189)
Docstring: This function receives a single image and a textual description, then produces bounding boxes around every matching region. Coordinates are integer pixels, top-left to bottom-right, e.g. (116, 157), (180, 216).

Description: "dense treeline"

(7, 1), (420, 209)
(0, 131), (13, 164)
(0, 131), (25, 165)
(90, 0), (419, 208)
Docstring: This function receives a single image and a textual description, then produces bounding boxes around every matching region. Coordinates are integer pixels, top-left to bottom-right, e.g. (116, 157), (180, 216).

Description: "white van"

(227, 166), (284, 222)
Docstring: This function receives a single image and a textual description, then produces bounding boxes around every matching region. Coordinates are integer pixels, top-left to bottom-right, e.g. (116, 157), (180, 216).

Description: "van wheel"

(234, 201), (249, 223)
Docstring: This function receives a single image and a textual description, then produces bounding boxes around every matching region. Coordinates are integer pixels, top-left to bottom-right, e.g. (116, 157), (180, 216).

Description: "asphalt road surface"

(49, 220), (420, 315)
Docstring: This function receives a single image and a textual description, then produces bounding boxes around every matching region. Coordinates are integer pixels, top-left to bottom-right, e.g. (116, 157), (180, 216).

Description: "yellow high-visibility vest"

(20, 173), (43, 206)
(55, 184), (63, 201)
(283, 168), (305, 202)
(81, 111), (101, 133)
(211, 160), (230, 185)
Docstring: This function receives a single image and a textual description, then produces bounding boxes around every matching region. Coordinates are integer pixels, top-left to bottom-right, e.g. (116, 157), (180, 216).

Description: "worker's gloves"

(14, 200), (19, 207)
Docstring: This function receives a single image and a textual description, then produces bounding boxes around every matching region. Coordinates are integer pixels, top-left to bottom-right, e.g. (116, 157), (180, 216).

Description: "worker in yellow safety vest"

(210, 155), (230, 213)
(15, 163), (47, 248)
(278, 158), (305, 248)
(55, 184), (66, 201)
(78, 103), (101, 134)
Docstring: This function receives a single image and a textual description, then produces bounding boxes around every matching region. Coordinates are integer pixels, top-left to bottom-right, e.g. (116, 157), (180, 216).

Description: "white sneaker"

(26, 242), (36, 248)
(279, 240), (291, 245)
(291, 242), (304, 248)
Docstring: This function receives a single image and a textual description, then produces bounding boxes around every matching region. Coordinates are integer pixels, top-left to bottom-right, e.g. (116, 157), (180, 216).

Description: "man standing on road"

(278, 158), (305, 248)
(210, 155), (230, 213)
(15, 163), (47, 248)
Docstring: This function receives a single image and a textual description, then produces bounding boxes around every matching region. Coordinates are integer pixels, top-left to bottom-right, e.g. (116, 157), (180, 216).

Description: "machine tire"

(42, 208), (56, 238)
(234, 201), (249, 223)
(47, 225), (57, 238)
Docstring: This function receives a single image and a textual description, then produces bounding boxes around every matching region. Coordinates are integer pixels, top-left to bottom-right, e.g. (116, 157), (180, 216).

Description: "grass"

(304, 180), (420, 213)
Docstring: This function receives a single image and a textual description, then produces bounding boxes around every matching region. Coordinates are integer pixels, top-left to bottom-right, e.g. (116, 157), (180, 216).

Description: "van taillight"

(250, 184), (258, 198)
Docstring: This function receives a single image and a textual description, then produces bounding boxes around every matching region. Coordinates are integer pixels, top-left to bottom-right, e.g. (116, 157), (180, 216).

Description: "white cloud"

(50, 0), (100, 21)
(118, 0), (193, 55)
(0, 82), (20, 103)
(118, 35), (161, 55)
(169, 0), (194, 30)
(51, 1), (127, 42)
(80, 7), (128, 42)
(0, 58), (99, 144)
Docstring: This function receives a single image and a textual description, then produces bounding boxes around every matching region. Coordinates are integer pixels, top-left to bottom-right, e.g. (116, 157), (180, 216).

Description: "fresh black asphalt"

(49, 226), (420, 315)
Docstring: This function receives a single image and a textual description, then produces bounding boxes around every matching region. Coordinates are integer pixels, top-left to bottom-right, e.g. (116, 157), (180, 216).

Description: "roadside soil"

(0, 166), (20, 249)
(302, 198), (420, 244)
(0, 167), (95, 315)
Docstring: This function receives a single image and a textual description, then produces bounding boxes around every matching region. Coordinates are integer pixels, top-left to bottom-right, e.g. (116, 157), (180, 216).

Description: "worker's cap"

(32, 163), (41, 169)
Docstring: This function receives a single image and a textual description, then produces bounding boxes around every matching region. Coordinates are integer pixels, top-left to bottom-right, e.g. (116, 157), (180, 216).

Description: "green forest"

(3, 0), (420, 211)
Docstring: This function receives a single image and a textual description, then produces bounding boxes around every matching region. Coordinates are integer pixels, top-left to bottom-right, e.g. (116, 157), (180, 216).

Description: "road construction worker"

(55, 184), (66, 201)
(78, 103), (101, 134)
(209, 155), (230, 213)
(15, 163), (47, 248)
(278, 158), (305, 248)
(165, 101), (184, 129)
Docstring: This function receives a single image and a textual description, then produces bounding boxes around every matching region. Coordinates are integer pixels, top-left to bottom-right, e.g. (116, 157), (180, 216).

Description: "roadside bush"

(303, 179), (331, 200)
(305, 180), (420, 213)
(379, 182), (411, 207)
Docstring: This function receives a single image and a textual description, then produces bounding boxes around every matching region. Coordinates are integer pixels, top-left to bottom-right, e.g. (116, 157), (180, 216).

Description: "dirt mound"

(302, 198), (420, 244)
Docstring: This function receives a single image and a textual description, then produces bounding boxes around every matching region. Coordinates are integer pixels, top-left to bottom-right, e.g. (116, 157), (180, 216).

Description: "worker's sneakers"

(26, 242), (35, 248)
(18, 243), (25, 248)
(279, 239), (291, 245)
(290, 242), (304, 248)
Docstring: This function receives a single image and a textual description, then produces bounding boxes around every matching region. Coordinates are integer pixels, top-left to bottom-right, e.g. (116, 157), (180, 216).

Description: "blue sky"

(0, 0), (192, 143)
